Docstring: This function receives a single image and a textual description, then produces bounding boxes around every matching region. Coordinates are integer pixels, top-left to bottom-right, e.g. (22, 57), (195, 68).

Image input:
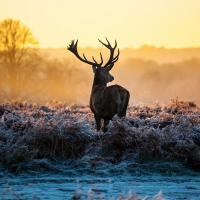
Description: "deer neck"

(92, 73), (107, 88)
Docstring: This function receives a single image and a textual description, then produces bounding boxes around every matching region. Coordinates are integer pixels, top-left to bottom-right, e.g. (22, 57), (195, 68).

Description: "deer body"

(68, 38), (130, 132)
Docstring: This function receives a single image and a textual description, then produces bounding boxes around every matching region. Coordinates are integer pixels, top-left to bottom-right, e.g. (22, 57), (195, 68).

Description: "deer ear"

(106, 63), (114, 71)
(92, 65), (97, 73)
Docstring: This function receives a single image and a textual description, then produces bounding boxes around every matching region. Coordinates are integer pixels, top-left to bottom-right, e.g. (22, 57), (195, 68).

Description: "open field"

(1, 100), (200, 199)
(0, 99), (200, 173)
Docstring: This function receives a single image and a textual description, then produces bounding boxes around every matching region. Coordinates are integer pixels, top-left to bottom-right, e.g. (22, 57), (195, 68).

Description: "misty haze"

(1, 45), (200, 105)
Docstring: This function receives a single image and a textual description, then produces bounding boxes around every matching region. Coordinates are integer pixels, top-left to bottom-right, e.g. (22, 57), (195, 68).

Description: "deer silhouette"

(67, 38), (130, 132)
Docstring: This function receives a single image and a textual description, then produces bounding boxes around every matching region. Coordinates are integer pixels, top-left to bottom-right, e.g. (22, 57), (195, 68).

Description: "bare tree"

(0, 19), (43, 102)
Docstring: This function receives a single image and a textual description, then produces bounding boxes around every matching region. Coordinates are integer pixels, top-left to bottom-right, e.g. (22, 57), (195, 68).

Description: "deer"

(67, 38), (130, 132)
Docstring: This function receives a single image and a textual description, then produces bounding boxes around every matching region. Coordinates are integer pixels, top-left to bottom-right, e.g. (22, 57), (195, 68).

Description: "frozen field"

(0, 100), (200, 199)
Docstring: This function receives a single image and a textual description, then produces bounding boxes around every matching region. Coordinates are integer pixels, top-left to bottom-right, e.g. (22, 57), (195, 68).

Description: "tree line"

(0, 19), (90, 104)
(0, 19), (199, 105)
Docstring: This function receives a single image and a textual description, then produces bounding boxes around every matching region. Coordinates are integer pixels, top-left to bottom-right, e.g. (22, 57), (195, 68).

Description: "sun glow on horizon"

(1, 0), (200, 49)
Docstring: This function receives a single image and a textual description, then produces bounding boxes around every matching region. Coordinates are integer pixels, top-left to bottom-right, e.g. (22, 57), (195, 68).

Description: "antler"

(98, 38), (120, 68)
(67, 40), (103, 67)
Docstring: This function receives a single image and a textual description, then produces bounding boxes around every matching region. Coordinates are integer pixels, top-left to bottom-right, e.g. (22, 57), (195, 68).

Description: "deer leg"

(103, 119), (109, 132)
(94, 114), (101, 131)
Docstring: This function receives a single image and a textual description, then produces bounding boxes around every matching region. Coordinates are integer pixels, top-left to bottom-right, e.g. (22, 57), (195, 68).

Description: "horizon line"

(38, 44), (200, 50)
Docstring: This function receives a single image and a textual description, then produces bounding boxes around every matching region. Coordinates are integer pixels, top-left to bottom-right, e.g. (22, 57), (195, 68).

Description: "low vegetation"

(0, 99), (200, 174)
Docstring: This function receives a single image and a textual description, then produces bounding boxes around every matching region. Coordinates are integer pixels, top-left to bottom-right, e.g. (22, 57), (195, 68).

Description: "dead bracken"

(0, 99), (200, 173)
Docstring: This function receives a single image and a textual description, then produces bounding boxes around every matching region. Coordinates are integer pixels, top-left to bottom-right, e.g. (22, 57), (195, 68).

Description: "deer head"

(67, 38), (120, 86)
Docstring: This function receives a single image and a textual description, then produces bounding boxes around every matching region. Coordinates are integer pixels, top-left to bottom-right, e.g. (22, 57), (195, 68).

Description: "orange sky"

(1, 0), (200, 49)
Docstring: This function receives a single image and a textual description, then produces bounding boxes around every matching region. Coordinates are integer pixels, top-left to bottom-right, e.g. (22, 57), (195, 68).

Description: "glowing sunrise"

(1, 0), (200, 48)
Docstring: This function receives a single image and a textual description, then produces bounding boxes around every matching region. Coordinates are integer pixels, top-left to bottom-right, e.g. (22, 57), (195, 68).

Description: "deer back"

(90, 84), (130, 120)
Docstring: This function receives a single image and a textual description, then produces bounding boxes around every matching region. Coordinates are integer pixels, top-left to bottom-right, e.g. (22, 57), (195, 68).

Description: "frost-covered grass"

(1, 181), (166, 200)
(0, 99), (200, 173)
(71, 190), (166, 200)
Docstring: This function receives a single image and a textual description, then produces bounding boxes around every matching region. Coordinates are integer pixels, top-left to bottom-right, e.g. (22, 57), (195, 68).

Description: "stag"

(67, 38), (130, 132)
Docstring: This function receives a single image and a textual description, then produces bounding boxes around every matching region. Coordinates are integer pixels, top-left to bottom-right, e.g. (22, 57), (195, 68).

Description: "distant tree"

(0, 19), (42, 101)
(42, 58), (90, 104)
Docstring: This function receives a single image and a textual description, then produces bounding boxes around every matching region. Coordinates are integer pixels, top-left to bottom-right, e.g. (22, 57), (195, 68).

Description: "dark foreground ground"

(0, 100), (200, 199)
(0, 99), (200, 173)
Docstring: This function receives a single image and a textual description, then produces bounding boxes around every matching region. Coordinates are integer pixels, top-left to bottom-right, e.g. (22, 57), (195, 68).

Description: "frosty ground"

(0, 99), (200, 199)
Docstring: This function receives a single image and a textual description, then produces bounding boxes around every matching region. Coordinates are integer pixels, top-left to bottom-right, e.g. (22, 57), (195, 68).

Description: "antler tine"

(91, 52), (103, 67)
(98, 38), (114, 50)
(114, 39), (117, 49)
(67, 39), (102, 67)
(105, 37), (112, 48)
(73, 39), (78, 49)
(83, 53), (89, 61)
(92, 56), (98, 64)
(110, 48), (120, 64)
(98, 39), (109, 48)
(98, 38), (119, 68)
(101, 38), (117, 50)
(99, 52), (103, 65)
(75, 39), (78, 47)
